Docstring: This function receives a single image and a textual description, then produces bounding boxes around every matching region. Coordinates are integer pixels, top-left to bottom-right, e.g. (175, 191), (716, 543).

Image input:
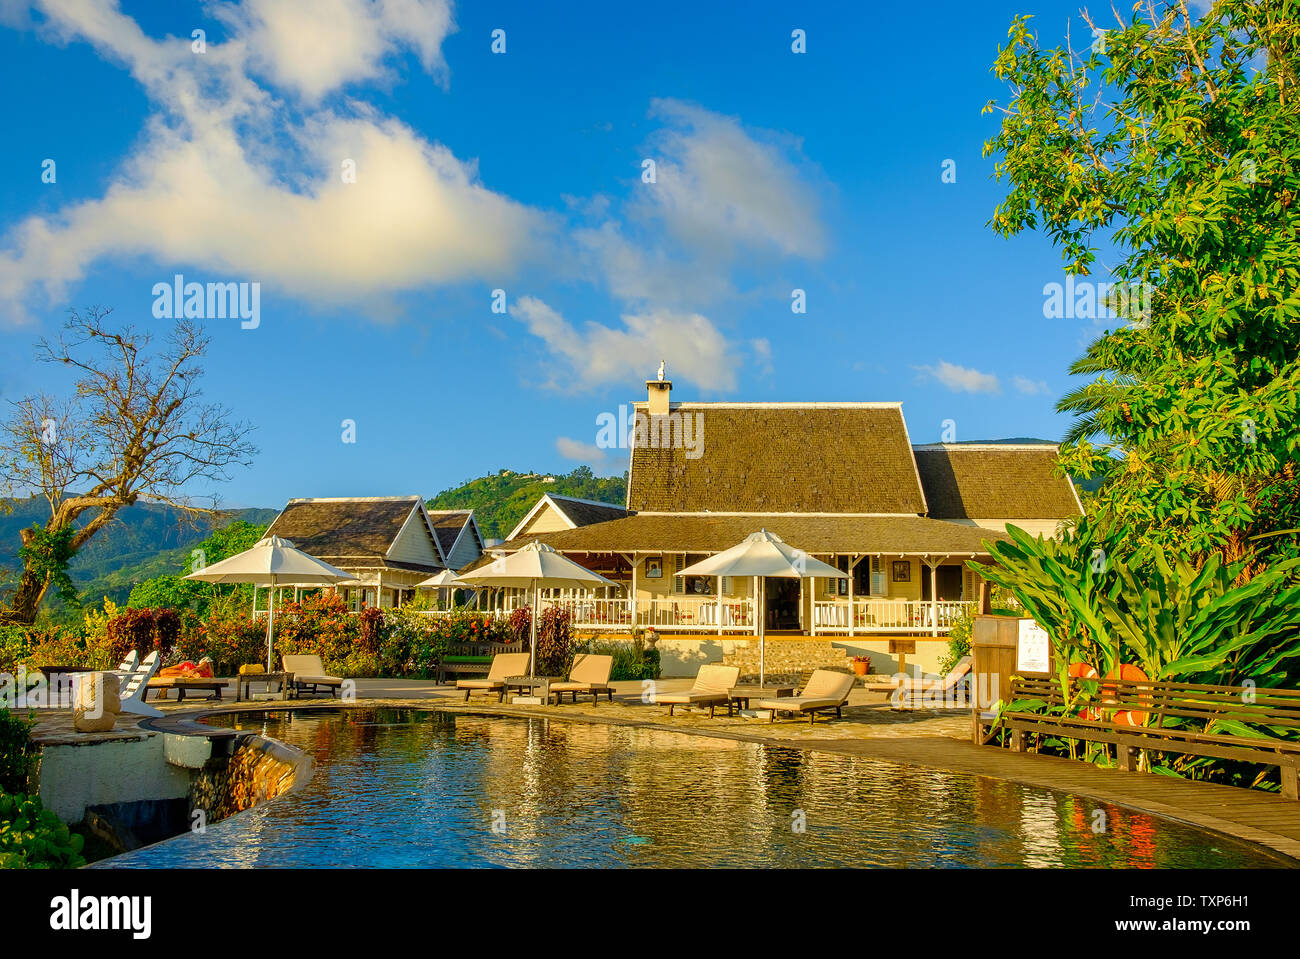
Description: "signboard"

(1015, 619), (1051, 674)
(888, 640), (916, 655)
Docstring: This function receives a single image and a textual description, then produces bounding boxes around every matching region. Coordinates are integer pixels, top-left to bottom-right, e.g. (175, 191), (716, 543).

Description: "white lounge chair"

(118, 650), (163, 718)
(863, 656), (973, 709)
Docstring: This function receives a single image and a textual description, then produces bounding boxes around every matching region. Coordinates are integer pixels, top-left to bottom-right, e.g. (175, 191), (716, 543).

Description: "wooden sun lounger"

(653, 664), (741, 718)
(862, 656), (972, 708)
(548, 654), (615, 705)
(145, 677), (230, 702)
(458, 652), (531, 701)
(280, 655), (345, 697)
(759, 669), (856, 725)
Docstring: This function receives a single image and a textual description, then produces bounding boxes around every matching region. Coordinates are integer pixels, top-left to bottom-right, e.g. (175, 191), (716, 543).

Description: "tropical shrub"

(0, 709), (37, 795)
(583, 635), (660, 681)
(0, 625), (32, 674)
(0, 791), (85, 869)
(104, 607), (182, 664)
(193, 611), (268, 674)
(275, 592), (363, 672)
(533, 607), (574, 676)
(977, 524), (1300, 786)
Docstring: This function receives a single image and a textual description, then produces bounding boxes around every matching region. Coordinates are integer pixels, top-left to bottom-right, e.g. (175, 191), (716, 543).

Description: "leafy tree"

(126, 520), (267, 617)
(985, 0), (1300, 574)
(0, 309), (256, 622)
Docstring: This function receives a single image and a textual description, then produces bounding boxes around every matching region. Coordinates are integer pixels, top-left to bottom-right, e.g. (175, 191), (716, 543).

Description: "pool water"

(100, 708), (1289, 868)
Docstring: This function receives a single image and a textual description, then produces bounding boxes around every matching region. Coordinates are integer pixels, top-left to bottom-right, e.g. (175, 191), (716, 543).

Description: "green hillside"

(0, 497), (277, 616)
(428, 466), (627, 540)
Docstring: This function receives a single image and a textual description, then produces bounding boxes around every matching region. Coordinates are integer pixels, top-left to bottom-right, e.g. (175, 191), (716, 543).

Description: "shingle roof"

(426, 509), (472, 557)
(627, 404), (926, 514)
(266, 497), (435, 566)
(914, 445), (1083, 520)
(548, 495), (627, 527)
(497, 513), (1004, 556)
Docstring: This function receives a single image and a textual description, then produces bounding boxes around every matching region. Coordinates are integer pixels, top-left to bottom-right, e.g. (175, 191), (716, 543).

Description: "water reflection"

(96, 709), (1289, 869)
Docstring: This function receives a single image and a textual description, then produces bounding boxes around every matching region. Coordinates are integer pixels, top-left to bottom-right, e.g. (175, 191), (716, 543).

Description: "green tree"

(985, 1), (1300, 573)
(126, 520), (267, 616)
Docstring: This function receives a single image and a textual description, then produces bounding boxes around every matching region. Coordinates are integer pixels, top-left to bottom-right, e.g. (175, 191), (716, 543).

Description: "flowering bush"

(275, 592), (362, 672)
(508, 606), (531, 645)
(191, 612), (267, 674)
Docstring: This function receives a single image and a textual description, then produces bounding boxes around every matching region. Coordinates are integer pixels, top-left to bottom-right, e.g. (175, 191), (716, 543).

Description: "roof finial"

(657, 359), (665, 382)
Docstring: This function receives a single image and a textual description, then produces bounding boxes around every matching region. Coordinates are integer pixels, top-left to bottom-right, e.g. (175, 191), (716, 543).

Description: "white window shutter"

(721, 575), (731, 594)
(673, 555), (684, 593)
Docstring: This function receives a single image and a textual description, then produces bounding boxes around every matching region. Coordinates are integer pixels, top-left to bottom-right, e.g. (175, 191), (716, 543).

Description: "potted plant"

(850, 655), (871, 676)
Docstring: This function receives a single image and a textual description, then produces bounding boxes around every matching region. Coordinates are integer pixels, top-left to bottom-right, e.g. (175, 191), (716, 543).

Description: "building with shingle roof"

(491, 374), (1082, 657)
(265, 496), (481, 609)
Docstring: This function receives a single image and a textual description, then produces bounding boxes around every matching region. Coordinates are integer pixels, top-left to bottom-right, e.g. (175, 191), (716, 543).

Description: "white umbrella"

(454, 541), (615, 678)
(677, 529), (846, 686)
(184, 535), (357, 669)
(416, 567), (471, 610)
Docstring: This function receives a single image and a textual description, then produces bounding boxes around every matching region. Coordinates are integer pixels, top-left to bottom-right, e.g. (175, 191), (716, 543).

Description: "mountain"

(0, 497), (278, 613)
(428, 466), (627, 541)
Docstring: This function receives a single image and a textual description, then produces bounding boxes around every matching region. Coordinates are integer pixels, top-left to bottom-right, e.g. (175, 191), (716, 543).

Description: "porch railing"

(811, 599), (977, 633)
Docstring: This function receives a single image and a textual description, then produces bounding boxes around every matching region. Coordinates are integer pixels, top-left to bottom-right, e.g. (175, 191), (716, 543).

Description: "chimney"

(646, 377), (672, 416)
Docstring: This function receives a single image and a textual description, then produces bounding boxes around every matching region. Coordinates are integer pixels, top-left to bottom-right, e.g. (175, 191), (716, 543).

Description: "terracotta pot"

(851, 660), (869, 676)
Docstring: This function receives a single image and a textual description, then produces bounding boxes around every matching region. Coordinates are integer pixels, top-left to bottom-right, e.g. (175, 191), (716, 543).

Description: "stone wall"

(720, 640), (850, 686)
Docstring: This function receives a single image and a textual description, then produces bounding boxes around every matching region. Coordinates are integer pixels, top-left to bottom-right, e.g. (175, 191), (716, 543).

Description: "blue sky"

(0, 0), (1111, 508)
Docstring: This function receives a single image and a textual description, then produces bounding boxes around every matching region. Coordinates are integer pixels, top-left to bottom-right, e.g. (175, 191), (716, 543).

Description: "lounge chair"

(863, 656), (972, 709)
(758, 669), (856, 725)
(117, 650), (163, 718)
(457, 652), (531, 702)
(281, 654), (345, 697)
(548, 654), (614, 705)
(653, 664), (741, 718)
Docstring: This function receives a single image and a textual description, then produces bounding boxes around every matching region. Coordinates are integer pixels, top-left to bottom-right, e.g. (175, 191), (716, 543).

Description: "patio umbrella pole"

(759, 576), (765, 687)
(266, 574), (277, 671)
(529, 581), (538, 679)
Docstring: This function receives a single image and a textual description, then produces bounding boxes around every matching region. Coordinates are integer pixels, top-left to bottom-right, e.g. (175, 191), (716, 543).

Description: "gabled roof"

(265, 496), (445, 570)
(627, 403), (927, 515)
(506, 493), (628, 540)
(426, 509), (473, 558)
(495, 513), (1004, 556)
(913, 444), (1084, 520)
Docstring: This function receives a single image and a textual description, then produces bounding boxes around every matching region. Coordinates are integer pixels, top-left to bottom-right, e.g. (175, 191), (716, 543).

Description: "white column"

(929, 561), (939, 638)
(848, 554), (859, 637)
(717, 575), (723, 636)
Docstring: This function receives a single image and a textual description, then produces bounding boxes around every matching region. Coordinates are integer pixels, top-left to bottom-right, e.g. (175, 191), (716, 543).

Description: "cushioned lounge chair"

(653, 664), (741, 718)
(758, 669), (856, 725)
(548, 654), (614, 705)
(457, 652), (531, 701)
(281, 654), (345, 697)
(863, 656), (972, 709)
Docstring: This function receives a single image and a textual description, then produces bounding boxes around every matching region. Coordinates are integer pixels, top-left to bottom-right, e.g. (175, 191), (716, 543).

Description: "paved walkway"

(30, 676), (1300, 862)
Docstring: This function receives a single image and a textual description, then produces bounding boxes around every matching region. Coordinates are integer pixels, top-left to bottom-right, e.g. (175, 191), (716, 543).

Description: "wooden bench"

(994, 675), (1300, 798)
(145, 677), (229, 702)
(436, 643), (521, 684)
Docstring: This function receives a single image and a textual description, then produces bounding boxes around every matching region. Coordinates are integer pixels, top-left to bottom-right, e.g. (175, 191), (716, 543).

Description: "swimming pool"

(100, 708), (1290, 868)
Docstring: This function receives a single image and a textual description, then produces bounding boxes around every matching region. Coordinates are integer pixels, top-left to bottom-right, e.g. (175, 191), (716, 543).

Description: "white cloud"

(1012, 375), (1050, 395)
(511, 295), (740, 392)
(0, 0), (542, 321)
(913, 360), (1001, 394)
(216, 0), (455, 101)
(642, 98), (825, 260)
(571, 99), (826, 311)
(555, 436), (616, 472)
